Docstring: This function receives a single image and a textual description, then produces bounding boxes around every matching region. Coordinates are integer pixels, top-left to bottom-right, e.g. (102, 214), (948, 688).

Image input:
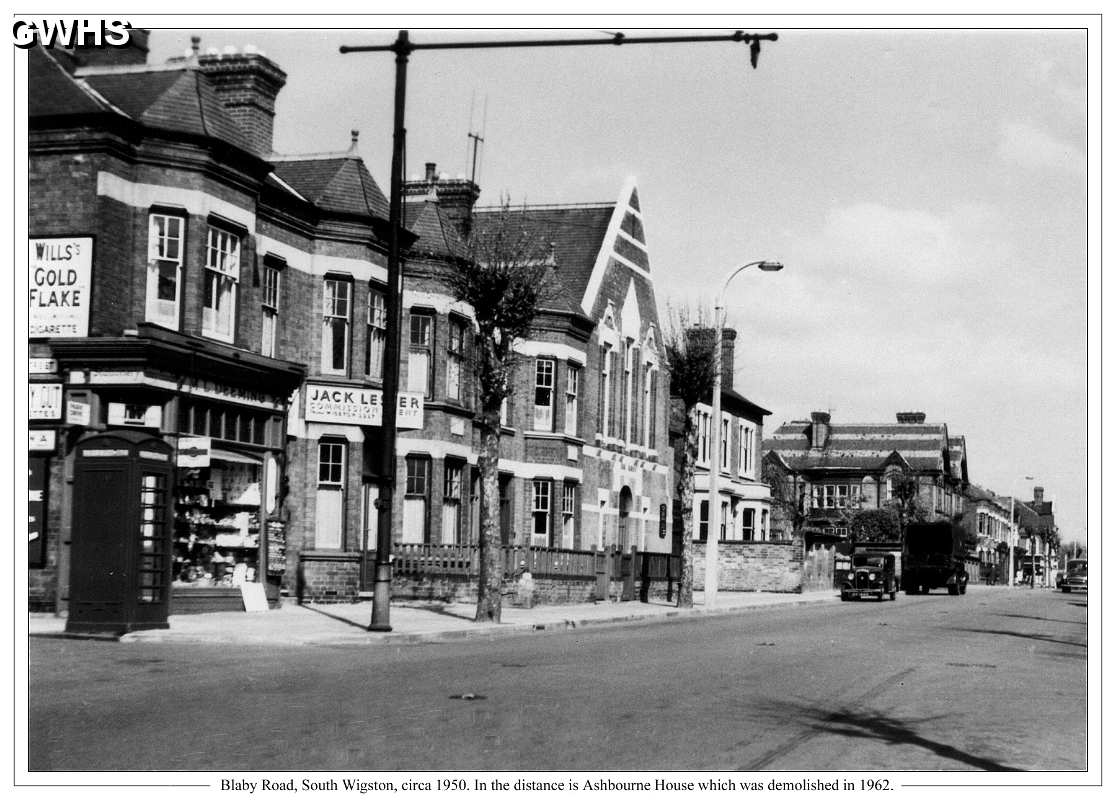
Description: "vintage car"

(841, 553), (898, 601)
(1061, 564), (1088, 593)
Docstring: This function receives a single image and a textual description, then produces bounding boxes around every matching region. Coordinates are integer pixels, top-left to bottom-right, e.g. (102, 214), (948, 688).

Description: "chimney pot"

(896, 411), (927, 424)
(425, 162), (437, 182)
(1034, 486), (1045, 504)
(191, 36), (201, 55)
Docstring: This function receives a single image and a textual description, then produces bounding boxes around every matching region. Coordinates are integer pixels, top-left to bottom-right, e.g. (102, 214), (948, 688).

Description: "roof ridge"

(474, 201), (615, 211)
(270, 151), (359, 163)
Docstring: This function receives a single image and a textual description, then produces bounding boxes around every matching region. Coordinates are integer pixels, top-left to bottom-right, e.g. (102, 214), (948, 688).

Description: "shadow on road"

(994, 613), (1086, 626)
(955, 627), (1086, 649)
(756, 699), (1019, 771)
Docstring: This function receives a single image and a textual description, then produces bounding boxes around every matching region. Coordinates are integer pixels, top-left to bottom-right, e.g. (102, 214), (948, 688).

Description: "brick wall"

(692, 540), (804, 593)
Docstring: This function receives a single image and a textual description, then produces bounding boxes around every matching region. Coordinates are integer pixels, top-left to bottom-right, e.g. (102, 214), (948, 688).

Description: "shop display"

(173, 463), (261, 587)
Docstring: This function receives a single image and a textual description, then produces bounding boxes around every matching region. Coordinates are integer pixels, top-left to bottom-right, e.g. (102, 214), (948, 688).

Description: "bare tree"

(448, 198), (555, 623)
(664, 309), (717, 608)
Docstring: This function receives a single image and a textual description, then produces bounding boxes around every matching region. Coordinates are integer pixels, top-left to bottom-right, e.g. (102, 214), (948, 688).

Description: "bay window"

(202, 225), (240, 342)
(533, 358), (555, 431)
(321, 278), (351, 374)
(365, 286), (386, 381)
(146, 213), (184, 329)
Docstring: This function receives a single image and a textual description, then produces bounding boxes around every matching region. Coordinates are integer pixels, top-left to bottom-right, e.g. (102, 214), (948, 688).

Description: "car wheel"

(948, 584), (959, 596)
(840, 591), (849, 601)
(1062, 587), (1071, 593)
(959, 582), (967, 595)
(890, 590), (897, 601)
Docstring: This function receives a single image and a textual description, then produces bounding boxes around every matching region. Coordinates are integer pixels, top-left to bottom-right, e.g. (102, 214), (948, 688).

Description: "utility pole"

(341, 28), (779, 631)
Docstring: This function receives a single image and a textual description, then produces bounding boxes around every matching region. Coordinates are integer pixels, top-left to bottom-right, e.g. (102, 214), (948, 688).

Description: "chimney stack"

(404, 161), (481, 236)
(1033, 486), (1045, 504)
(810, 411), (831, 450)
(195, 42), (287, 157)
(896, 411), (927, 424)
(720, 328), (737, 391)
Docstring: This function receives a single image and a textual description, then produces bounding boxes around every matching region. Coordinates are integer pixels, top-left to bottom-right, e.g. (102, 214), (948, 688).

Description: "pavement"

(28, 589), (841, 646)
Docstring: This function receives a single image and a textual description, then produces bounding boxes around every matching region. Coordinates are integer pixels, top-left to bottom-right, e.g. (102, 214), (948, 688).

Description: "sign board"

(28, 358), (57, 374)
(66, 398), (91, 425)
(29, 236), (93, 337)
(29, 383), (63, 420)
(29, 430), (57, 451)
(240, 582), (269, 613)
(29, 457), (47, 567)
(177, 436), (212, 468)
(304, 384), (423, 429)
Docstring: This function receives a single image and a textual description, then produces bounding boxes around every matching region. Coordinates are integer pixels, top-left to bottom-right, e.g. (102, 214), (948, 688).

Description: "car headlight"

(869, 573), (877, 581)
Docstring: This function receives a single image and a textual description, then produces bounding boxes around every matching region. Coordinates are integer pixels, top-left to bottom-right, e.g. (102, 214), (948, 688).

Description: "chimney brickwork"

(810, 411), (831, 450)
(896, 411), (927, 424)
(196, 48), (287, 156)
(404, 161), (481, 237)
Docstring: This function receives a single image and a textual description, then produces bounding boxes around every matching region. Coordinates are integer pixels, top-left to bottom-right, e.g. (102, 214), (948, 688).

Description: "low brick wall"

(297, 551), (602, 606)
(692, 540), (804, 593)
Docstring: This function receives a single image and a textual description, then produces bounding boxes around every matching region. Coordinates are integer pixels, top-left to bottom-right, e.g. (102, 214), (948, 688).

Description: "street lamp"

(705, 260), (783, 607)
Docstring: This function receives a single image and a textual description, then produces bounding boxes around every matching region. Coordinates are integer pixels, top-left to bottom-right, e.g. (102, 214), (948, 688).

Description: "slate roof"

(270, 153), (389, 220)
(471, 203), (615, 314)
(30, 48), (257, 155)
(403, 194), (467, 259)
(764, 418), (954, 474)
(28, 47), (104, 117)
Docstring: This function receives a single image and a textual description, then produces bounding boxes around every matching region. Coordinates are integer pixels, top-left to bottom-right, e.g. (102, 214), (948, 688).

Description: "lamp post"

(705, 260), (783, 607)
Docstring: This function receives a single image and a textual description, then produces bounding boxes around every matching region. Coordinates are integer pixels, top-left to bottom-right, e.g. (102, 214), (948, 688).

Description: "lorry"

(902, 521), (968, 596)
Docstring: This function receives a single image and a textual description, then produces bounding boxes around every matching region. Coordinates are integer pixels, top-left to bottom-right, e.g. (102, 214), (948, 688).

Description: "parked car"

(841, 553), (897, 601)
(1061, 564), (1087, 593)
(1057, 559), (1087, 589)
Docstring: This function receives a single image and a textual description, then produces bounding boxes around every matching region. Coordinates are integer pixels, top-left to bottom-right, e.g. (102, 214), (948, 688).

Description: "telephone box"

(66, 431), (174, 634)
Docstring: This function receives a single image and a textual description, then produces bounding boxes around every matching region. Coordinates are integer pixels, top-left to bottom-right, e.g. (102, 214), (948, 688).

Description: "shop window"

(408, 311), (433, 397)
(365, 286), (386, 381)
(315, 440), (346, 549)
(532, 479), (551, 547)
(402, 455), (430, 544)
(562, 483), (577, 549)
(202, 225), (240, 342)
(564, 365), (580, 436)
(533, 358), (555, 431)
(322, 278), (351, 375)
(442, 461), (463, 544)
(446, 317), (466, 402)
(146, 213), (184, 330)
(261, 263), (281, 358)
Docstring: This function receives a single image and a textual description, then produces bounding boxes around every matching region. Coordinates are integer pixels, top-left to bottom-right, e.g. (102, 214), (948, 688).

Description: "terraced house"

(762, 411), (969, 546)
(27, 32), (676, 617)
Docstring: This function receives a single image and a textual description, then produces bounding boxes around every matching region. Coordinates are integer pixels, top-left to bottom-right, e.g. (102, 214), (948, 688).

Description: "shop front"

(49, 325), (305, 614)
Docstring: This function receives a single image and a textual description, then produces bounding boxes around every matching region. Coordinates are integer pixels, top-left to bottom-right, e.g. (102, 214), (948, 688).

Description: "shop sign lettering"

(28, 383), (62, 420)
(28, 430), (56, 451)
(304, 383), (423, 429)
(28, 358), (57, 374)
(28, 237), (92, 337)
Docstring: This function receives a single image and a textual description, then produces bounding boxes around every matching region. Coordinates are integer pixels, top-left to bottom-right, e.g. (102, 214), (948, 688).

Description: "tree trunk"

(677, 406), (699, 608)
(474, 404), (504, 622)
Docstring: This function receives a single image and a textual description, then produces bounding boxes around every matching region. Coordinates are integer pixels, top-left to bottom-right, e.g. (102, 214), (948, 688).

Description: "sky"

(144, 19), (1092, 549)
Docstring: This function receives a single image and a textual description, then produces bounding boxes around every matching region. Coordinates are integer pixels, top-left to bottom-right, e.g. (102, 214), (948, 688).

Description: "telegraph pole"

(342, 28), (779, 632)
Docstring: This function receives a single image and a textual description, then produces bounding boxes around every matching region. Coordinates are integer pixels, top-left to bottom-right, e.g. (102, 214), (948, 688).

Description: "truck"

(902, 521), (968, 596)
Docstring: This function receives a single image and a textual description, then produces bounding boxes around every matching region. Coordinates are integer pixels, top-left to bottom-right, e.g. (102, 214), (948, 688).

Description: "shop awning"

(210, 448), (261, 465)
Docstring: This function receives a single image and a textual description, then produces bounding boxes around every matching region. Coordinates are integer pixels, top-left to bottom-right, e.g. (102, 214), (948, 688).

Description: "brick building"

(27, 34), (677, 610)
(669, 329), (774, 547)
(762, 411), (969, 545)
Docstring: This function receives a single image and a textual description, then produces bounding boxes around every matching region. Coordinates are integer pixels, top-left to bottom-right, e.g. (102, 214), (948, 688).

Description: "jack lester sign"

(305, 384), (424, 429)
(29, 237), (93, 337)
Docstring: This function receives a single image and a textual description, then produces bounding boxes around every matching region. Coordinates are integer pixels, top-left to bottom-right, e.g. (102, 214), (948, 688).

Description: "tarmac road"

(27, 586), (1087, 773)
